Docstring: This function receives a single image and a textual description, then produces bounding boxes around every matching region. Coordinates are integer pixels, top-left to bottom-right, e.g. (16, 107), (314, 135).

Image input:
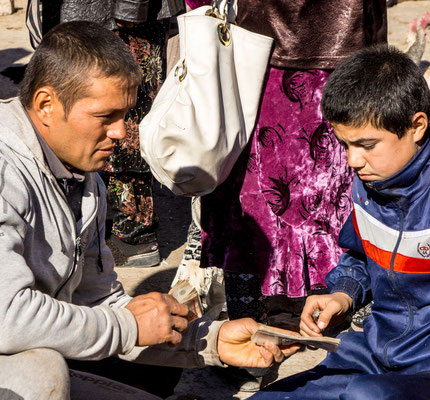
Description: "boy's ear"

(411, 112), (428, 143)
(31, 86), (59, 127)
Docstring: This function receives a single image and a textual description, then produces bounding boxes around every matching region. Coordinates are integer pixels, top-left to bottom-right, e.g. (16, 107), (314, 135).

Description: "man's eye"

(363, 144), (375, 150)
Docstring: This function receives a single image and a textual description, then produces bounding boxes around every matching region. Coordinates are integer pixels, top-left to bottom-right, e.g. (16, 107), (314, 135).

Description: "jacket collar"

(364, 137), (430, 206)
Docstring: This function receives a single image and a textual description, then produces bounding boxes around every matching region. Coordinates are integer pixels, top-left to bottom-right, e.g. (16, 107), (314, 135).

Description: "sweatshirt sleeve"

(120, 317), (227, 368)
(0, 159), (136, 360)
(325, 212), (372, 308)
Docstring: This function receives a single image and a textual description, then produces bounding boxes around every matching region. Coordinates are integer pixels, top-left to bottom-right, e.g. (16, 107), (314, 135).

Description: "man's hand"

(125, 292), (189, 347)
(300, 292), (353, 337)
(217, 318), (301, 368)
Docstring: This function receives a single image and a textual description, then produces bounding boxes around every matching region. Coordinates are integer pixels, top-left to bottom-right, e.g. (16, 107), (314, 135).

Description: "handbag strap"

(210, 0), (237, 23)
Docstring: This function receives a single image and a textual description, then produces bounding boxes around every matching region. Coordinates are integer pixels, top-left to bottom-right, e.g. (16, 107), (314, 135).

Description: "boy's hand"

(300, 293), (353, 337)
(217, 318), (301, 368)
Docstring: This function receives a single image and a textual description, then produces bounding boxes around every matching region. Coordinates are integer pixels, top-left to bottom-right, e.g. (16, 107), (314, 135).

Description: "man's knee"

(0, 348), (70, 400)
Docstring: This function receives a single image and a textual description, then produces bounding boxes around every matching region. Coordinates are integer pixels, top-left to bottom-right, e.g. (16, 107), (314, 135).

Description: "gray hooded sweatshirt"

(0, 98), (223, 367)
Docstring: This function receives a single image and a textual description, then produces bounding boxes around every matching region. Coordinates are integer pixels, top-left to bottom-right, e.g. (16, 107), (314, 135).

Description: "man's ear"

(411, 112), (428, 144)
(31, 86), (58, 127)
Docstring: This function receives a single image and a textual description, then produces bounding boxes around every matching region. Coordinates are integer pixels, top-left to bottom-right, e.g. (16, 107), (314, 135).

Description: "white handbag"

(139, 0), (274, 196)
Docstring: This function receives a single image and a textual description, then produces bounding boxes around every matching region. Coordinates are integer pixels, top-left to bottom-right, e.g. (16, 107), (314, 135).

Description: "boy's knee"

(0, 348), (70, 400)
(343, 374), (399, 400)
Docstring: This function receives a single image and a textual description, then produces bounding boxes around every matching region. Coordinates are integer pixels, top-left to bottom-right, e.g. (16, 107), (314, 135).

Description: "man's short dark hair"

(20, 21), (142, 115)
(322, 45), (430, 138)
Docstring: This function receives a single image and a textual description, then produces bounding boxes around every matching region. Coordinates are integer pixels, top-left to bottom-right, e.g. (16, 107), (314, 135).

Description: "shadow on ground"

(0, 48), (30, 71)
(128, 268), (178, 296)
(153, 182), (191, 261)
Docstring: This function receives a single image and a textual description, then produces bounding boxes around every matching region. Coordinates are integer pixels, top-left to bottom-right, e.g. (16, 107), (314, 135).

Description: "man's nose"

(107, 119), (127, 140)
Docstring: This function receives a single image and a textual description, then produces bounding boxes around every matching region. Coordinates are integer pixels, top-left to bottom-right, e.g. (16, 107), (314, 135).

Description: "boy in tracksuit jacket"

(251, 46), (430, 399)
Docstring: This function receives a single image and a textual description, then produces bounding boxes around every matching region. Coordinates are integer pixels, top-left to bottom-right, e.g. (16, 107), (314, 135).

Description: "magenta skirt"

(200, 67), (354, 297)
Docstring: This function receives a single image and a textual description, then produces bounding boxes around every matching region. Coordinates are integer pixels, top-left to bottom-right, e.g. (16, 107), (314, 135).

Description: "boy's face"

(332, 114), (427, 182)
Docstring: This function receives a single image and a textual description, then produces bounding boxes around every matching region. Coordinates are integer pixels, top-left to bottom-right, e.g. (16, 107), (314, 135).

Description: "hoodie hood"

(0, 99), (44, 160)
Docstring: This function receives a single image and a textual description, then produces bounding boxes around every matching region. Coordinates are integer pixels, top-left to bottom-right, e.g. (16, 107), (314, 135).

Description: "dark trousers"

(250, 331), (430, 400)
(67, 357), (182, 399)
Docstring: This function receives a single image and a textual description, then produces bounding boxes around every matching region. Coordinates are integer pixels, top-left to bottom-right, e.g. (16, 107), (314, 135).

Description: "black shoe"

(108, 233), (161, 268)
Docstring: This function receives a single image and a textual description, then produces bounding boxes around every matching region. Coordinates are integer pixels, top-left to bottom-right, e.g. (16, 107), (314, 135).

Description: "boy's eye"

(363, 144), (375, 150)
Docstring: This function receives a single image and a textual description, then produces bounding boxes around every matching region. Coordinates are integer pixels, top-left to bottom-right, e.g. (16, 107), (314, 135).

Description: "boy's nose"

(347, 150), (366, 170)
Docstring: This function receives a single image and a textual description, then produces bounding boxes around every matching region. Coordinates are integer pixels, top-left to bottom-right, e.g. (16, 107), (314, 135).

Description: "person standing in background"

(59, 0), (186, 267)
(196, 0), (387, 390)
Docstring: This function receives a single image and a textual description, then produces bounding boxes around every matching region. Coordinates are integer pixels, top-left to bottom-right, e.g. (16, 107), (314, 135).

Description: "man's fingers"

(281, 344), (301, 357)
(162, 295), (189, 317)
(166, 329), (183, 346)
(263, 341), (285, 363)
(259, 341), (300, 365)
(172, 315), (188, 333)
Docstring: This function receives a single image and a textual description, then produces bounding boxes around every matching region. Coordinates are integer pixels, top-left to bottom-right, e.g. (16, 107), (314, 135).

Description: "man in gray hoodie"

(0, 21), (299, 399)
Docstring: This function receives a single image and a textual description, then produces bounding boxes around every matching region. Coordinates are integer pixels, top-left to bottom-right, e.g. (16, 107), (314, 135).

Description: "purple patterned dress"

(201, 68), (354, 318)
(184, 0), (386, 321)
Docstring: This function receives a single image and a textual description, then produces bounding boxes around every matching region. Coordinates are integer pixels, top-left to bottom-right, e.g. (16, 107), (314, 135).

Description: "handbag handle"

(208, 0), (237, 22)
(205, 0), (236, 46)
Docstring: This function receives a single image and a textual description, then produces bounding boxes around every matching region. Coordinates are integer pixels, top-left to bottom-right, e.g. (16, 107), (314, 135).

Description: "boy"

(250, 45), (430, 399)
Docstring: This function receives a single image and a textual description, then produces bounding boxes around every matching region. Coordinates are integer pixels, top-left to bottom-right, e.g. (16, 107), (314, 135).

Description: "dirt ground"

(1, 1), (430, 398)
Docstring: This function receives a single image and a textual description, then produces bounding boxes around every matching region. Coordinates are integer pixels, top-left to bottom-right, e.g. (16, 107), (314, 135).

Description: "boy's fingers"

(300, 320), (322, 337)
(317, 301), (340, 331)
(301, 308), (322, 335)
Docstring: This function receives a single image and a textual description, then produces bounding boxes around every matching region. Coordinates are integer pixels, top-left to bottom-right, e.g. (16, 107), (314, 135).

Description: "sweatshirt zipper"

(49, 175), (98, 299)
(382, 210), (414, 367)
(54, 236), (81, 298)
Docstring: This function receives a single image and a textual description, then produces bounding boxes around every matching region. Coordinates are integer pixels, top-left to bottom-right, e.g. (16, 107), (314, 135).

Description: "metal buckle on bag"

(206, 0), (232, 47)
(174, 59), (187, 82)
(217, 22), (231, 46)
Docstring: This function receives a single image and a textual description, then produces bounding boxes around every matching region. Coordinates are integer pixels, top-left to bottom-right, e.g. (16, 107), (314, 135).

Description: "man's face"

(332, 122), (421, 182)
(46, 75), (137, 172)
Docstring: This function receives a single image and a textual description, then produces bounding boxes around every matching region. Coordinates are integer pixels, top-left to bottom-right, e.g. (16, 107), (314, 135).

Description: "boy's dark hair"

(322, 45), (430, 138)
(20, 21), (142, 116)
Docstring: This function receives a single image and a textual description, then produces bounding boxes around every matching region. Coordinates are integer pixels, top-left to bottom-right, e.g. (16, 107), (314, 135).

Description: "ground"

(1, 2), (430, 399)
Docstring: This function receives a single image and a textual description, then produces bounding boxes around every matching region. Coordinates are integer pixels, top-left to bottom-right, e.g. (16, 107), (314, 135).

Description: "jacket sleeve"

(120, 317), (227, 368)
(325, 212), (372, 308)
(113, 0), (150, 23)
(0, 159), (137, 360)
(113, 0), (185, 23)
